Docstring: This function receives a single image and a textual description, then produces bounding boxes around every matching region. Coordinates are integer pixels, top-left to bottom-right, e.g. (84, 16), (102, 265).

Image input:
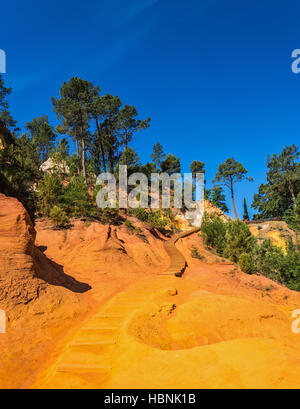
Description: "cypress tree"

(243, 197), (250, 220)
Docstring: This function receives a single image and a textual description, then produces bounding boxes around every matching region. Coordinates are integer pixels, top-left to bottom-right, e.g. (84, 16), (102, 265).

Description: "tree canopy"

(213, 157), (253, 219)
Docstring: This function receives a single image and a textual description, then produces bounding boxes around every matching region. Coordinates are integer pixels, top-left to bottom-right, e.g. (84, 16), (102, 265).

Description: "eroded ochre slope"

(1, 194), (300, 389)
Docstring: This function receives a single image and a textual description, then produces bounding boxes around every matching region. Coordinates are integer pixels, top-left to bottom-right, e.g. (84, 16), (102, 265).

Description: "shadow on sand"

(34, 246), (91, 293)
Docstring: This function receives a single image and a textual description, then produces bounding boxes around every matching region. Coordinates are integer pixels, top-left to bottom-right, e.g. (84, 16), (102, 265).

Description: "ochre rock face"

(1, 193), (300, 389)
(0, 194), (46, 311)
(0, 194), (91, 389)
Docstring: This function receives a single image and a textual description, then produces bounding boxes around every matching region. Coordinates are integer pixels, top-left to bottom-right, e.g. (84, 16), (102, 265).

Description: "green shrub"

(37, 173), (64, 217)
(283, 208), (300, 233)
(98, 208), (123, 225)
(190, 246), (205, 260)
(200, 214), (300, 291)
(201, 214), (226, 255)
(131, 207), (148, 222)
(130, 207), (168, 230)
(238, 252), (256, 274)
(147, 210), (168, 230)
(125, 219), (134, 233)
(255, 239), (285, 282)
(64, 176), (94, 218)
(50, 206), (70, 228)
(223, 220), (257, 263)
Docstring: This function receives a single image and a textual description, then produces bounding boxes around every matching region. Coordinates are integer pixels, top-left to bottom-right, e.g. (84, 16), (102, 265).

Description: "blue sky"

(1, 0), (300, 217)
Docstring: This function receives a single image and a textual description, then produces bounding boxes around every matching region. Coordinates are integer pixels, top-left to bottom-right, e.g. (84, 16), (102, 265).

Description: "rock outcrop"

(0, 194), (89, 317)
(40, 157), (70, 174)
(0, 194), (46, 311)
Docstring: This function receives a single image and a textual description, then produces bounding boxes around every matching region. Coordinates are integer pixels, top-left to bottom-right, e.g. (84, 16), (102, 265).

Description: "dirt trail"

(162, 227), (200, 276)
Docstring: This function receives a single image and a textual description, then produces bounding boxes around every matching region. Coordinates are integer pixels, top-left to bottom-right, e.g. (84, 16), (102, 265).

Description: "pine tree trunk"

(95, 119), (107, 172)
(230, 179), (239, 219)
(108, 147), (114, 174)
(75, 139), (80, 176)
(81, 138), (87, 185)
(288, 179), (296, 207)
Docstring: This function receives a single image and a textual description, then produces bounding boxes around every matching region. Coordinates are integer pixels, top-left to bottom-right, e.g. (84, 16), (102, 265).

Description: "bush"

(125, 219), (134, 233)
(130, 207), (168, 230)
(283, 209), (300, 233)
(200, 214), (300, 291)
(50, 206), (70, 228)
(147, 210), (168, 230)
(190, 246), (205, 260)
(201, 214), (226, 255)
(238, 252), (256, 274)
(131, 207), (148, 222)
(223, 220), (257, 263)
(37, 173), (64, 217)
(64, 176), (94, 218)
(98, 208), (123, 225)
(255, 239), (285, 282)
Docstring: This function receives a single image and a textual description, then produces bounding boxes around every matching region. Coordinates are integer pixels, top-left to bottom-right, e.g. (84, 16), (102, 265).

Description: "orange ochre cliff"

(0, 193), (300, 389)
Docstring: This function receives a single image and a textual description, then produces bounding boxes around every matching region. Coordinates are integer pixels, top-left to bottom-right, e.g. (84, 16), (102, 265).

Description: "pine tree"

(150, 142), (166, 170)
(207, 186), (229, 213)
(52, 77), (98, 184)
(26, 116), (56, 162)
(213, 158), (253, 219)
(161, 154), (181, 175)
(252, 145), (300, 218)
(0, 74), (19, 132)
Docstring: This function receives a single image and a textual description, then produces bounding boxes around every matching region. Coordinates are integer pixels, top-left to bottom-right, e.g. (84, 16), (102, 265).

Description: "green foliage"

(37, 173), (64, 217)
(238, 253), (256, 274)
(98, 208), (123, 225)
(214, 157), (252, 186)
(201, 215), (300, 291)
(52, 77), (99, 183)
(150, 142), (166, 170)
(0, 74), (19, 132)
(223, 220), (257, 262)
(64, 176), (94, 218)
(117, 105), (150, 151)
(205, 186), (229, 213)
(283, 193), (300, 233)
(50, 206), (70, 228)
(116, 147), (141, 176)
(66, 154), (80, 177)
(141, 162), (158, 178)
(243, 197), (250, 220)
(190, 161), (205, 178)
(26, 116), (56, 163)
(161, 154), (181, 175)
(124, 218), (134, 233)
(0, 76), (38, 214)
(252, 145), (300, 218)
(131, 206), (149, 222)
(56, 137), (69, 159)
(147, 210), (168, 230)
(255, 239), (285, 282)
(0, 133), (40, 218)
(190, 246), (205, 260)
(213, 157), (253, 219)
(130, 207), (168, 230)
(201, 214), (227, 255)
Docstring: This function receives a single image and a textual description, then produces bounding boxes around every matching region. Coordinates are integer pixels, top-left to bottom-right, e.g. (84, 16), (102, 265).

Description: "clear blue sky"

(1, 0), (300, 217)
